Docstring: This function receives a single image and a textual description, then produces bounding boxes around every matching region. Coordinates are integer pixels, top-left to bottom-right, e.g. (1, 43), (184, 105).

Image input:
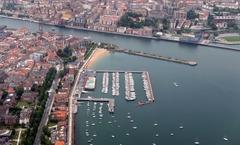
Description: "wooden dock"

(77, 96), (115, 113)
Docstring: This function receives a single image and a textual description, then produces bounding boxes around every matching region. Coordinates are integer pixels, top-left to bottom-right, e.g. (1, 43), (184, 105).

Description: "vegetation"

(15, 86), (24, 98)
(222, 36), (240, 42)
(213, 6), (240, 15)
(9, 107), (22, 116)
(1, 89), (8, 100)
(118, 12), (158, 29)
(57, 46), (77, 64)
(227, 21), (238, 30)
(2, 3), (16, 11)
(187, 9), (199, 20)
(20, 67), (56, 145)
(207, 14), (217, 30)
(41, 126), (52, 145)
(84, 42), (97, 60)
(16, 101), (31, 108)
(162, 18), (170, 30)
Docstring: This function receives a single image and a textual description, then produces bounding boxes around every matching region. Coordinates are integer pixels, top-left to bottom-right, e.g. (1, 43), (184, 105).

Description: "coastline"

(84, 48), (110, 69)
(1, 15), (240, 52)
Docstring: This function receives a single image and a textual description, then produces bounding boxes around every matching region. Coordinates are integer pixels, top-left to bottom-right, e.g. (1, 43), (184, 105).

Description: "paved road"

(67, 49), (96, 145)
(16, 128), (22, 145)
(33, 66), (61, 145)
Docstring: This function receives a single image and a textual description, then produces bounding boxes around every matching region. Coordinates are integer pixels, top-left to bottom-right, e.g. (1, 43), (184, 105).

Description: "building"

(19, 108), (32, 124)
(0, 70), (8, 83)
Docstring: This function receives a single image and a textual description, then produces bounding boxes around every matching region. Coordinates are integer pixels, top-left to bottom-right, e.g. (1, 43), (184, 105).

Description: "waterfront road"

(67, 49), (96, 145)
(33, 66), (61, 145)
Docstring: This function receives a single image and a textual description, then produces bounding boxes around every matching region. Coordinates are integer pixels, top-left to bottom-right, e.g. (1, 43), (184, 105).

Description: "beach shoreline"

(85, 48), (110, 68)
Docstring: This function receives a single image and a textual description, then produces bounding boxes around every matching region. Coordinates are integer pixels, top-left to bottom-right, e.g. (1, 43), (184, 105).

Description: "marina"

(112, 72), (120, 96)
(125, 72), (136, 101)
(77, 96), (115, 113)
(142, 71), (155, 102)
(101, 72), (109, 93)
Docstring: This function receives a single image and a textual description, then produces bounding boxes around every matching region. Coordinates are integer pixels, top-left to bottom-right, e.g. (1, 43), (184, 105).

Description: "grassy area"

(47, 122), (57, 128)
(16, 101), (31, 108)
(11, 130), (20, 140)
(10, 141), (17, 145)
(84, 45), (96, 60)
(222, 36), (240, 42)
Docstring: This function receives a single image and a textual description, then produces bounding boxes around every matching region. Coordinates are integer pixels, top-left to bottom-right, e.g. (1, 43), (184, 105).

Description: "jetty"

(77, 96), (115, 113)
(143, 71), (155, 101)
(106, 48), (197, 66)
(96, 70), (143, 73)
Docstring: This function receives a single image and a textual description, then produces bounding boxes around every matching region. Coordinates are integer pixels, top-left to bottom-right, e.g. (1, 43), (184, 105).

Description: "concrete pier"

(77, 96), (115, 113)
(107, 48), (197, 66)
(145, 71), (155, 101)
(96, 70), (144, 73)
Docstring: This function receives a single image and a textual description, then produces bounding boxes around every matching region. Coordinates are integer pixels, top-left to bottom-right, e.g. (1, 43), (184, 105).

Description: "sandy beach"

(85, 48), (110, 68)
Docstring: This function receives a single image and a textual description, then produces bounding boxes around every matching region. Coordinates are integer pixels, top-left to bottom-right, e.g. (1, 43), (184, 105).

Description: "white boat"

(194, 141), (200, 145)
(133, 126), (137, 129)
(82, 90), (89, 94)
(173, 82), (179, 87)
(223, 137), (229, 141)
(170, 133), (174, 136)
(179, 126), (183, 129)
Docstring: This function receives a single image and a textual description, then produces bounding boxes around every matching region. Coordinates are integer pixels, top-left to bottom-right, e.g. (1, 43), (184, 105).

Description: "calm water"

(1, 17), (240, 145)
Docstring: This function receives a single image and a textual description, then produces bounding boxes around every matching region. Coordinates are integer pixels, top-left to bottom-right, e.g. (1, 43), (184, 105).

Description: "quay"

(96, 70), (144, 73)
(145, 71), (155, 101)
(2, 15), (240, 53)
(107, 48), (197, 66)
(77, 97), (115, 113)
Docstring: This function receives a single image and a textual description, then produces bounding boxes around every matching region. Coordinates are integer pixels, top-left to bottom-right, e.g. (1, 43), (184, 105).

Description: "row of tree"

(20, 67), (57, 145)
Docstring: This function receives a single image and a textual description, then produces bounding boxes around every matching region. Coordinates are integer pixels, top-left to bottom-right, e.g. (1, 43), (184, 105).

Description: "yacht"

(173, 82), (179, 87)
(223, 137), (229, 141)
(194, 141), (200, 145)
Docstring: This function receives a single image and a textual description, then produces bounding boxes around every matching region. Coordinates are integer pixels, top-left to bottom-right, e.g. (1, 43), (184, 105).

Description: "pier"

(144, 71), (155, 101)
(77, 96), (115, 113)
(106, 48), (197, 66)
(96, 70), (144, 73)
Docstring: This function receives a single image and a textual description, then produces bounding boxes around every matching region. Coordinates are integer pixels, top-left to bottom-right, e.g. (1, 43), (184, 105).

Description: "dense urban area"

(0, 25), (94, 145)
(0, 0), (240, 44)
(0, 0), (240, 145)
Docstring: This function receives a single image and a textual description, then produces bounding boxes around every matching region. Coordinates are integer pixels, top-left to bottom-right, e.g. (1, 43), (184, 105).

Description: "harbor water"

(1, 17), (240, 145)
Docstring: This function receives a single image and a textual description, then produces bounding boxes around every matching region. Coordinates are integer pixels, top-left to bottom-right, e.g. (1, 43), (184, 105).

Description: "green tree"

(162, 18), (170, 30)
(43, 126), (51, 137)
(15, 86), (24, 98)
(207, 15), (217, 30)
(187, 9), (199, 20)
(1, 90), (8, 99)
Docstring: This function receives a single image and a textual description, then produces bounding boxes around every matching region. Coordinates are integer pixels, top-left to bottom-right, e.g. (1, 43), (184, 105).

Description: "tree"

(43, 126), (51, 137)
(227, 21), (238, 30)
(31, 84), (39, 92)
(1, 90), (8, 99)
(15, 86), (24, 98)
(187, 9), (199, 20)
(207, 14), (217, 30)
(162, 18), (170, 30)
